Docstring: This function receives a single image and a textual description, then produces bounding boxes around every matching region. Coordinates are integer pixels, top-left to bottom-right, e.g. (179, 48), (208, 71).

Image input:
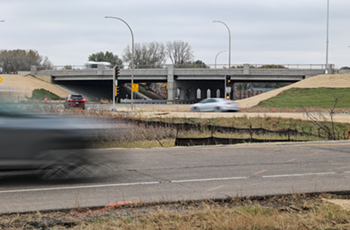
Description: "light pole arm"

(213, 20), (231, 75)
(215, 50), (226, 69)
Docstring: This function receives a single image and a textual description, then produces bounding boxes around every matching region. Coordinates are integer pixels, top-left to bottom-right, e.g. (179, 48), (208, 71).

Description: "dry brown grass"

(99, 99), (111, 104)
(2, 193), (350, 229)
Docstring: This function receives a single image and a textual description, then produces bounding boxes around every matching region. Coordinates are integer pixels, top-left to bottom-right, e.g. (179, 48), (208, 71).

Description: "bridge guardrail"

(35, 63), (334, 72)
(120, 99), (198, 104)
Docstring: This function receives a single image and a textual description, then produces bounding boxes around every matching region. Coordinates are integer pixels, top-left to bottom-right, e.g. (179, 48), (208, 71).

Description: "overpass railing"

(35, 63), (333, 72)
(173, 63), (332, 70)
(120, 99), (198, 104)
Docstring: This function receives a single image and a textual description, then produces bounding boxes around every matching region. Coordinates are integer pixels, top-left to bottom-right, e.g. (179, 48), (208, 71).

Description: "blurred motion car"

(64, 94), (86, 109)
(0, 104), (93, 179)
(190, 98), (240, 112)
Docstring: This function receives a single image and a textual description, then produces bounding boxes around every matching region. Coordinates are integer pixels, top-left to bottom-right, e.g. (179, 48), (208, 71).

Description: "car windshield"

(71, 95), (84, 100)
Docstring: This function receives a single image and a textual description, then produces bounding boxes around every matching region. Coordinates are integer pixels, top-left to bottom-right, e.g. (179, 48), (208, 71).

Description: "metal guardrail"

(120, 99), (198, 104)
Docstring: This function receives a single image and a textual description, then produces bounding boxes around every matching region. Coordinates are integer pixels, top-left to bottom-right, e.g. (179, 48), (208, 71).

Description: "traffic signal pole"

(112, 66), (116, 111)
(112, 66), (119, 111)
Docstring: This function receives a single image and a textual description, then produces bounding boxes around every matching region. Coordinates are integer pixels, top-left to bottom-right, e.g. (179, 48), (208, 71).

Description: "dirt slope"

(0, 74), (70, 102)
(237, 74), (350, 108)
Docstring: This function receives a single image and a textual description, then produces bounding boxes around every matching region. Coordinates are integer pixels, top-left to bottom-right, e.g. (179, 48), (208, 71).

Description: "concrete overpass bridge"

(32, 64), (330, 101)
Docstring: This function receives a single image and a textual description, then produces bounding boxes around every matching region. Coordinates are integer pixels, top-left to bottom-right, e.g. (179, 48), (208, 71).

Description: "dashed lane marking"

(172, 177), (249, 183)
(263, 172), (335, 178)
(0, 181), (160, 194)
(0, 172), (345, 194)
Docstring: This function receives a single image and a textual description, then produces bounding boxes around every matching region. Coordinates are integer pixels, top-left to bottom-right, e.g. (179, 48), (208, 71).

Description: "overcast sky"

(1, 0), (349, 68)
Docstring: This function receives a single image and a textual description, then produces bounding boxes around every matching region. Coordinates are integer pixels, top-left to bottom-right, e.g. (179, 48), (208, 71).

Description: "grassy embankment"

(255, 87), (350, 109)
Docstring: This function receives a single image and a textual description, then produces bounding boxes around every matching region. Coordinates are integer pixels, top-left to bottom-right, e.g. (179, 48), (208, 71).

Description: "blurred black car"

(64, 94), (86, 109)
(0, 104), (92, 179)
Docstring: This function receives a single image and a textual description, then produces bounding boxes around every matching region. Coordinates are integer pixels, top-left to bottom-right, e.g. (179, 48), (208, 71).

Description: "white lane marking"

(172, 177), (249, 183)
(263, 172), (335, 178)
(0, 172), (342, 194)
(0, 181), (160, 194)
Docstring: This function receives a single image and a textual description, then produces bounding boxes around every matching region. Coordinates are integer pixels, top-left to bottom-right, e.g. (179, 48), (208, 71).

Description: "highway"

(1, 141), (350, 213)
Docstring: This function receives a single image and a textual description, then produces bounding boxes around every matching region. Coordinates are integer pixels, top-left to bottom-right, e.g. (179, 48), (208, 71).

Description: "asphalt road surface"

(1, 141), (350, 213)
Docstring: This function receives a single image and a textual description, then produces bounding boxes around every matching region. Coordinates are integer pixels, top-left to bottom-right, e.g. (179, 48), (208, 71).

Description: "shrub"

(28, 88), (61, 100)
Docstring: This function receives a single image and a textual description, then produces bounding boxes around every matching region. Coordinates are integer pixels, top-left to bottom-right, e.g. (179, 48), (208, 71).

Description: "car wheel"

(215, 107), (222, 112)
(192, 107), (200, 112)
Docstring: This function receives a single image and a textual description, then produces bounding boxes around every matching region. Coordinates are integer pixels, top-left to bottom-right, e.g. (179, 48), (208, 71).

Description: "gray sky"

(1, 0), (349, 68)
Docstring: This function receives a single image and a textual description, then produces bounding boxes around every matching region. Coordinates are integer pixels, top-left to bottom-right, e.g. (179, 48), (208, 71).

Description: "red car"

(64, 94), (86, 109)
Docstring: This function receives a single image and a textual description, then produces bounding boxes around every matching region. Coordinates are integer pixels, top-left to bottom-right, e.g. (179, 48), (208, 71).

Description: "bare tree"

(123, 42), (167, 68)
(303, 97), (343, 140)
(166, 40), (194, 66)
(0, 49), (53, 73)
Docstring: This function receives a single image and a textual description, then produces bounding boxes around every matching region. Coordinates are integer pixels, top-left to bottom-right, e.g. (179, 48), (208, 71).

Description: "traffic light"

(226, 75), (231, 84)
(114, 66), (120, 80)
(114, 86), (120, 103)
(226, 92), (230, 100)
(115, 86), (119, 96)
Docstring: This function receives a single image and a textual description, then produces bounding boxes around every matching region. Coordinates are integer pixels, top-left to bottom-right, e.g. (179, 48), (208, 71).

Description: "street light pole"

(325, 0), (329, 74)
(215, 50), (226, 69)
(105, 16), (135, 111)
(214, 20), (231, 99)
(213, 21), (231, 75)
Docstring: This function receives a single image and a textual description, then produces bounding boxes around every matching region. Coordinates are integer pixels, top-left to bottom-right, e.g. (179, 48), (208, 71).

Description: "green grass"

(255, 87), (350, 109)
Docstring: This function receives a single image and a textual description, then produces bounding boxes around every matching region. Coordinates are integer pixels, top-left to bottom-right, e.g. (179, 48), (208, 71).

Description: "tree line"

(0, 49), (53, 74)
(88, 40), (204, 69)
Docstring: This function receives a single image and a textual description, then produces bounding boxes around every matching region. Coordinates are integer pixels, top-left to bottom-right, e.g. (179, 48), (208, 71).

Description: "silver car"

(190, 98), (240, 112)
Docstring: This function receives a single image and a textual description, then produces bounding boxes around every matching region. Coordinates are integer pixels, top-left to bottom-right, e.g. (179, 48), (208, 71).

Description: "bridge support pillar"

(243, 64), (250, 75)
(167, 65), (175, 101)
